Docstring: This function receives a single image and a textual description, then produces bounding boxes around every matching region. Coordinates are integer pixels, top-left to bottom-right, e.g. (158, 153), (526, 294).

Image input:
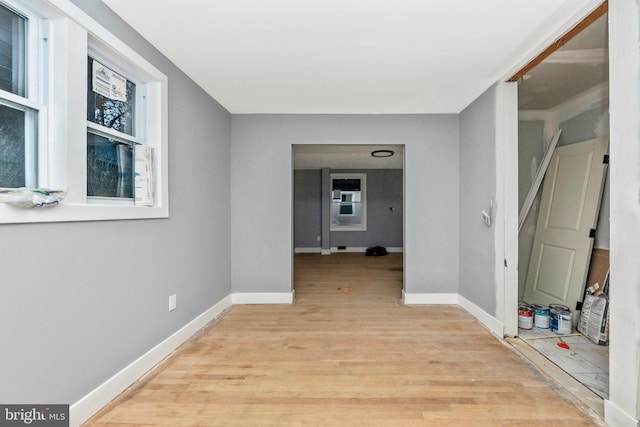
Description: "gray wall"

(517, 120), (546, 298)
(294, 169), (322, 247)
(0, 0), (232, 405)
(231, 115), (459, 295)
(459, 85), (497, 316)
(294, 169), (403, 249)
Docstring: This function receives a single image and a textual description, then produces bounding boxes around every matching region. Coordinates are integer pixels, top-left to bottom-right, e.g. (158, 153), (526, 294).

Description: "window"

(0, 0), (168, 223)
(0, 2), (41, 189)
(330, 173), (366, 231)
(87, 56), (137, 201)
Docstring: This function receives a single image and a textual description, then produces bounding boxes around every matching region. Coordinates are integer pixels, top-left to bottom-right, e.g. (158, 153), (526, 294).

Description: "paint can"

(518, 303), (534, 330)
(533, 304), (550, 329)
(549, 303), (570, 312)
(550, 306), (572, 334)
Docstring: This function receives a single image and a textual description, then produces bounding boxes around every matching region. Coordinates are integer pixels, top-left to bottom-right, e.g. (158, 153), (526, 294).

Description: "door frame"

(496, 0), (606, 337)
(291, 143), (407, 296)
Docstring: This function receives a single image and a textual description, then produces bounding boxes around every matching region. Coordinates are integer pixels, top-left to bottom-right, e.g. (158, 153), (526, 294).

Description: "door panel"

(534, 243), (575, 300)
(523, 137), (608, 319)
(546, 152), (593, 230)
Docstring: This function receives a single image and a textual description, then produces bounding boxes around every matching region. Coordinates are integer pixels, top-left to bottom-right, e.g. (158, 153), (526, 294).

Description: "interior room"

(2, 0), (639, 426)
(292, 145), (404, 252)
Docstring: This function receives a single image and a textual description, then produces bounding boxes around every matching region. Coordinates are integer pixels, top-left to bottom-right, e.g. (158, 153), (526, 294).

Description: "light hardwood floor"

(86, 253), (598, 426)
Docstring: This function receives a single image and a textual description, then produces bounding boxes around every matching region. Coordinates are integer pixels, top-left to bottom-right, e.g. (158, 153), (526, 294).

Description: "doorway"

(513, 7), (610, 402)
(292, 144), (405, 298)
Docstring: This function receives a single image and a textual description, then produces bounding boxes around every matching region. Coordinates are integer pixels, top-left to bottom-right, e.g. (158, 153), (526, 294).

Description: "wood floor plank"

(85, 253), (598, 426)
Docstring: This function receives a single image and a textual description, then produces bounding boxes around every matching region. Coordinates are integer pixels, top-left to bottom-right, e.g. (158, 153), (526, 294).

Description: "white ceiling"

(102, 0), (594, 114)
(294, 145), (403, 169)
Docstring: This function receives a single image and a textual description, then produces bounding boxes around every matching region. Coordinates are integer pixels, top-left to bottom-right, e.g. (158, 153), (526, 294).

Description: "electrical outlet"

(317, 235), (321, 241)
(169, 294), (177, 311)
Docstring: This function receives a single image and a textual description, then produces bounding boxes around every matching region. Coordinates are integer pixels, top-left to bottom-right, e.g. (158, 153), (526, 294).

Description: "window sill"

(0, 202), (168, 224)
(330, 226), (367, 232)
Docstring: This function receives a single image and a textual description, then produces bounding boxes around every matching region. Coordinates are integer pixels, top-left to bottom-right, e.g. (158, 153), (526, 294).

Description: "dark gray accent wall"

(321, 169), (331, 251)
(294, 169), (322, 248)
(330, 169), (403, 248)
(294, 169), (403, 249)
(1, 0), (231, 405)
(459, 85), (497, 316)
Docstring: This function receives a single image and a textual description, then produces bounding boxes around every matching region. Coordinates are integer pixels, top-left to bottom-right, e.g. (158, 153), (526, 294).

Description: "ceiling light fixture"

(371, 149), (394, 158)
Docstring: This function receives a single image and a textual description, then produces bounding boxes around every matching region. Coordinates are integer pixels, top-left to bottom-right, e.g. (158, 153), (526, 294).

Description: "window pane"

(87, 57), (136, 136)
(330, 174), (366, 231)
(0, 103), (38, 188)
(0, 4), (26, 96)
(87, 132), (134, 198)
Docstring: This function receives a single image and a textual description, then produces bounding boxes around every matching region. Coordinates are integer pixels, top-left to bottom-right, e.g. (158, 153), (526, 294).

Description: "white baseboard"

(605, 399), (640, 427)
(231, 291), (295, 304)
(294, 247), (322, 253)
(331, 247), (404, 253)
(402, 293), (503, 337)
(458, 295), (504, 337)
(402, 291), (458, 305)
(385, 247), (404, 253)
(69, 295), (232, 427)
(295, 247), (404, 254)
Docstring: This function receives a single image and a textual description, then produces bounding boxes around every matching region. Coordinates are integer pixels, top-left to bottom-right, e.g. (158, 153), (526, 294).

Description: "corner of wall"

(70, 295), (233, 427)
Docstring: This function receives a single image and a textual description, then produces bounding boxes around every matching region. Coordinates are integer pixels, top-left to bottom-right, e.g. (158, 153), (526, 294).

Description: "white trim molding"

(295, 247), (404, 254)
(331, 247), (404, 253)
(231, 291), (295, 304)
(402, 292), (503, 338)
(402, 292), (458, 305)
(69, 295), (232, 427)
(604, 400), (640, 427)
(458, 295), (504, 338)
(294, 247), (322, 253)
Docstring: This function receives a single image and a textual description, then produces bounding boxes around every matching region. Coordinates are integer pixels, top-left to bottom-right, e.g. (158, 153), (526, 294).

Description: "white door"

(523, 137), (608, 317)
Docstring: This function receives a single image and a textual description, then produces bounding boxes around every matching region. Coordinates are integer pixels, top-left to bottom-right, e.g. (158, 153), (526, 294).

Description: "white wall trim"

(294, 247), (322, 253)
(604, 400), (640, 427)
(69, 295), (233, 427)
(402, 292), (503, 337)
(294, 247), (404, 254)
(385, 247), (404, 253)
(458, 295), (504, 337)
(496, 81), (520, 337)
(331, 246), (404, 253)
(402, 292), (458, 305)
(231, 291), (295, 304)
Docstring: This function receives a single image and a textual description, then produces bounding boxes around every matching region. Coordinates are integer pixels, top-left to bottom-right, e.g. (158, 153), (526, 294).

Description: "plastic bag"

(0, 187), (67, 208)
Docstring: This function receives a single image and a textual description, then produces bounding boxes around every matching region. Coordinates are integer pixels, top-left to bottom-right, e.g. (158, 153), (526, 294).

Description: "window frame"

(330, 173), (367, 232)
(0, 0), (169, 223)
(0, 0), (47, 189)
(86, 52), (140, 203)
